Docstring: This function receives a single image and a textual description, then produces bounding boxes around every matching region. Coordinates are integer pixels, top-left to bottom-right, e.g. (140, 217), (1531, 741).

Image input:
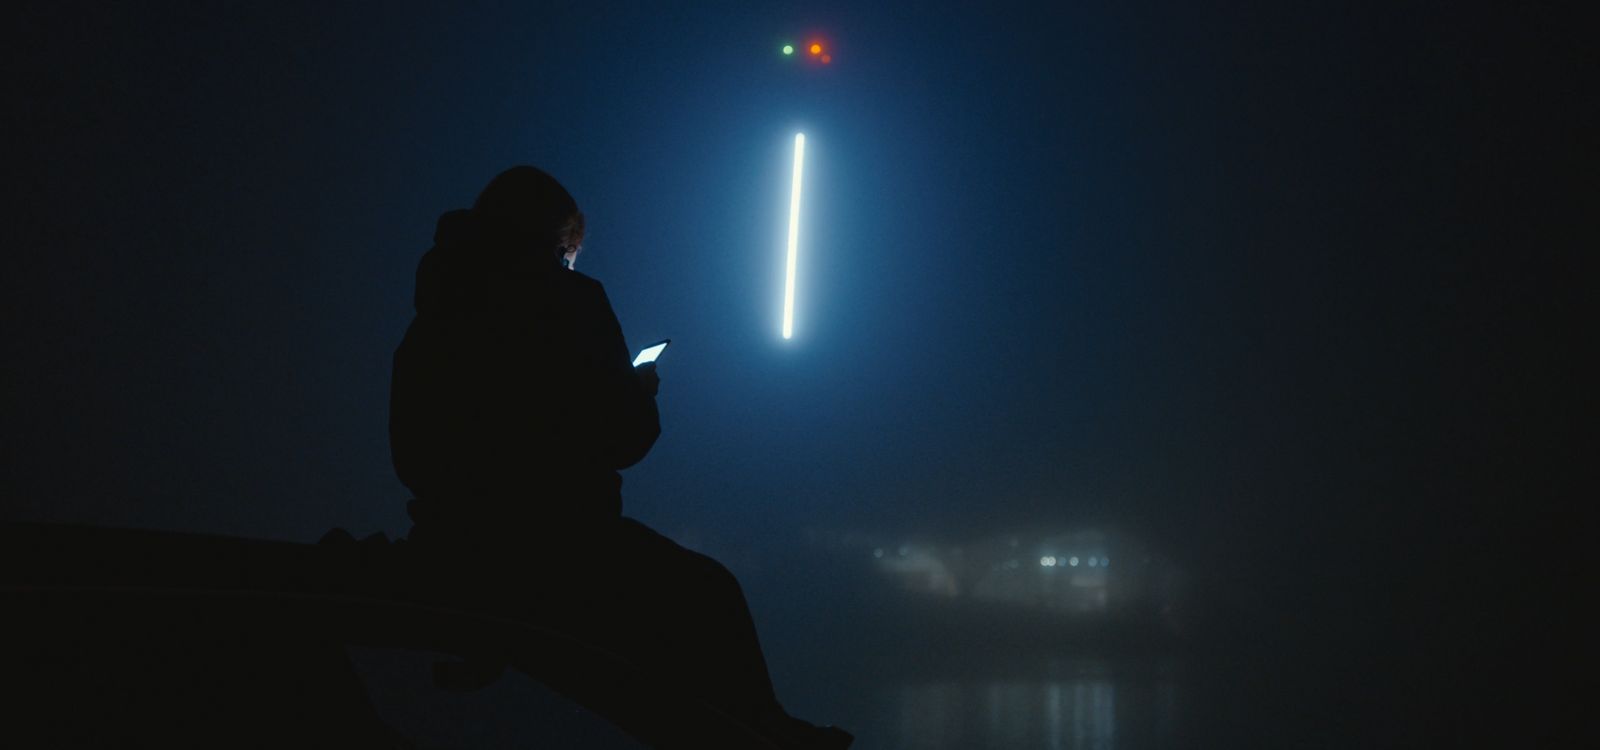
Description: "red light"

(822, 54), (832, 64)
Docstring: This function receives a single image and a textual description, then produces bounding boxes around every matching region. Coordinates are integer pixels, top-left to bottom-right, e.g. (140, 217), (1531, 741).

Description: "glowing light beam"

(783, 132), (806, 340)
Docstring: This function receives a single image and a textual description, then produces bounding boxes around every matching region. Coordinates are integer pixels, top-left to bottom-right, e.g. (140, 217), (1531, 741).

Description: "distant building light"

(898, 544), (910, 557)
(1088, 556), (1099, 567)
(1068, 556), (1079, 567)
(873, 548), (884, 559)
(1040, 556), (1057, 567)
(1102, 557), (1110, 567)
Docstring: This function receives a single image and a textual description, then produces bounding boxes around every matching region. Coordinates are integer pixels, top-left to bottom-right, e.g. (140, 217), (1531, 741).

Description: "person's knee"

(614, 518), (747, 599)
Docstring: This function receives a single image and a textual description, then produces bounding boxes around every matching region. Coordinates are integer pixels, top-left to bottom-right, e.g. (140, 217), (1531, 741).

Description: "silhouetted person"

(390, 166), (850, 748)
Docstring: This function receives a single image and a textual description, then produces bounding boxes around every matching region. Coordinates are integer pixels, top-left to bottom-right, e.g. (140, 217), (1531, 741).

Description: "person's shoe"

(808, 725), (854, 749)
(760, 713), (854, 749)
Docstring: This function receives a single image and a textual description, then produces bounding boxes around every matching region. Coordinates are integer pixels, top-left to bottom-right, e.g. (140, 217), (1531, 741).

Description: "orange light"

(809, 43), (823, 55)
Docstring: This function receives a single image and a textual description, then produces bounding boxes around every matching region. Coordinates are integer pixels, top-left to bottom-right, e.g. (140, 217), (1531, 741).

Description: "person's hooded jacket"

(390, 209), (659, 540)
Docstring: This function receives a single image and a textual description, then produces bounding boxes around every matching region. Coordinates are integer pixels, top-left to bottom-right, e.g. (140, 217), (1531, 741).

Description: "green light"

(782, 44), (794, 55)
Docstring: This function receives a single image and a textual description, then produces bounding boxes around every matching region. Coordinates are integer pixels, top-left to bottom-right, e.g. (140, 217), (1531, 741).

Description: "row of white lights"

(1040, 555), (1107, 568)
(869, 547), (1110, 569)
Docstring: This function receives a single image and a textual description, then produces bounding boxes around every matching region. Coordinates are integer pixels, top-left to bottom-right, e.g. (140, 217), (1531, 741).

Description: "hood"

(413, 209), (560, 315)
(413, 210), (474, 315)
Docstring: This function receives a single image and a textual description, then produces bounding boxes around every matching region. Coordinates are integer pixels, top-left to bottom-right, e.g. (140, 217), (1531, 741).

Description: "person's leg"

(608, 518), (781, 721)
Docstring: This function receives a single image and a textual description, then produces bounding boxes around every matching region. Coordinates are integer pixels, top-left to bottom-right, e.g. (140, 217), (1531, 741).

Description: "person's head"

(471, 166), (586, 265)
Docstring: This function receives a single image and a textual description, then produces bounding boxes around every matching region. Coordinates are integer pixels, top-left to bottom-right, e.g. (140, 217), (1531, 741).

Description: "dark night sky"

(3, 0), (1585, 737)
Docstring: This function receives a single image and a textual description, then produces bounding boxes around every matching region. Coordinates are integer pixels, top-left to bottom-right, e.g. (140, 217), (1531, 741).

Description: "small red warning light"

(821, 54), (832, 64)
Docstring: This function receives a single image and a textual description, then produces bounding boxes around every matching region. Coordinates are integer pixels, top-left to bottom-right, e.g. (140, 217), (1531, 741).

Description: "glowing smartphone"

(632, 339), (671, 367)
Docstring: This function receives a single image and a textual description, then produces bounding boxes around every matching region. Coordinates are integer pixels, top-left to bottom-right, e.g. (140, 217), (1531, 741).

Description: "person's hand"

(634, 362), (660, 396)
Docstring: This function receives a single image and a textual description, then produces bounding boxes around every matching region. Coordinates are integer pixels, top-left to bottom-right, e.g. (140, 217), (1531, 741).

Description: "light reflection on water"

(861, 663), (1178, 750)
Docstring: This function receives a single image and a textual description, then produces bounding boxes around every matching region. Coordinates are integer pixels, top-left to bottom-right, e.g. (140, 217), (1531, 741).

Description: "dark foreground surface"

(1, 523), (780, 749)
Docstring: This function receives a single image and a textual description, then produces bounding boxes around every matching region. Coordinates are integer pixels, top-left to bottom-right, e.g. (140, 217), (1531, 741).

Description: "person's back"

(390, 172), (658, 544)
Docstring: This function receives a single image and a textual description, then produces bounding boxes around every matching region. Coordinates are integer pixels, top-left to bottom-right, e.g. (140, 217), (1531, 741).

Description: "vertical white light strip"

(783, 132), (806, 339)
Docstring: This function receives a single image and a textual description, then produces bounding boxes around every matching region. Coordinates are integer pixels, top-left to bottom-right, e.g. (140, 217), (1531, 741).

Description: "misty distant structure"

(815, 528), (1183, 629)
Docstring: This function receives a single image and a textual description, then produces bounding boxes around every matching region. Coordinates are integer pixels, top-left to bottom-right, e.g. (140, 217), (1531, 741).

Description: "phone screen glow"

(633, 342), (668, 367)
